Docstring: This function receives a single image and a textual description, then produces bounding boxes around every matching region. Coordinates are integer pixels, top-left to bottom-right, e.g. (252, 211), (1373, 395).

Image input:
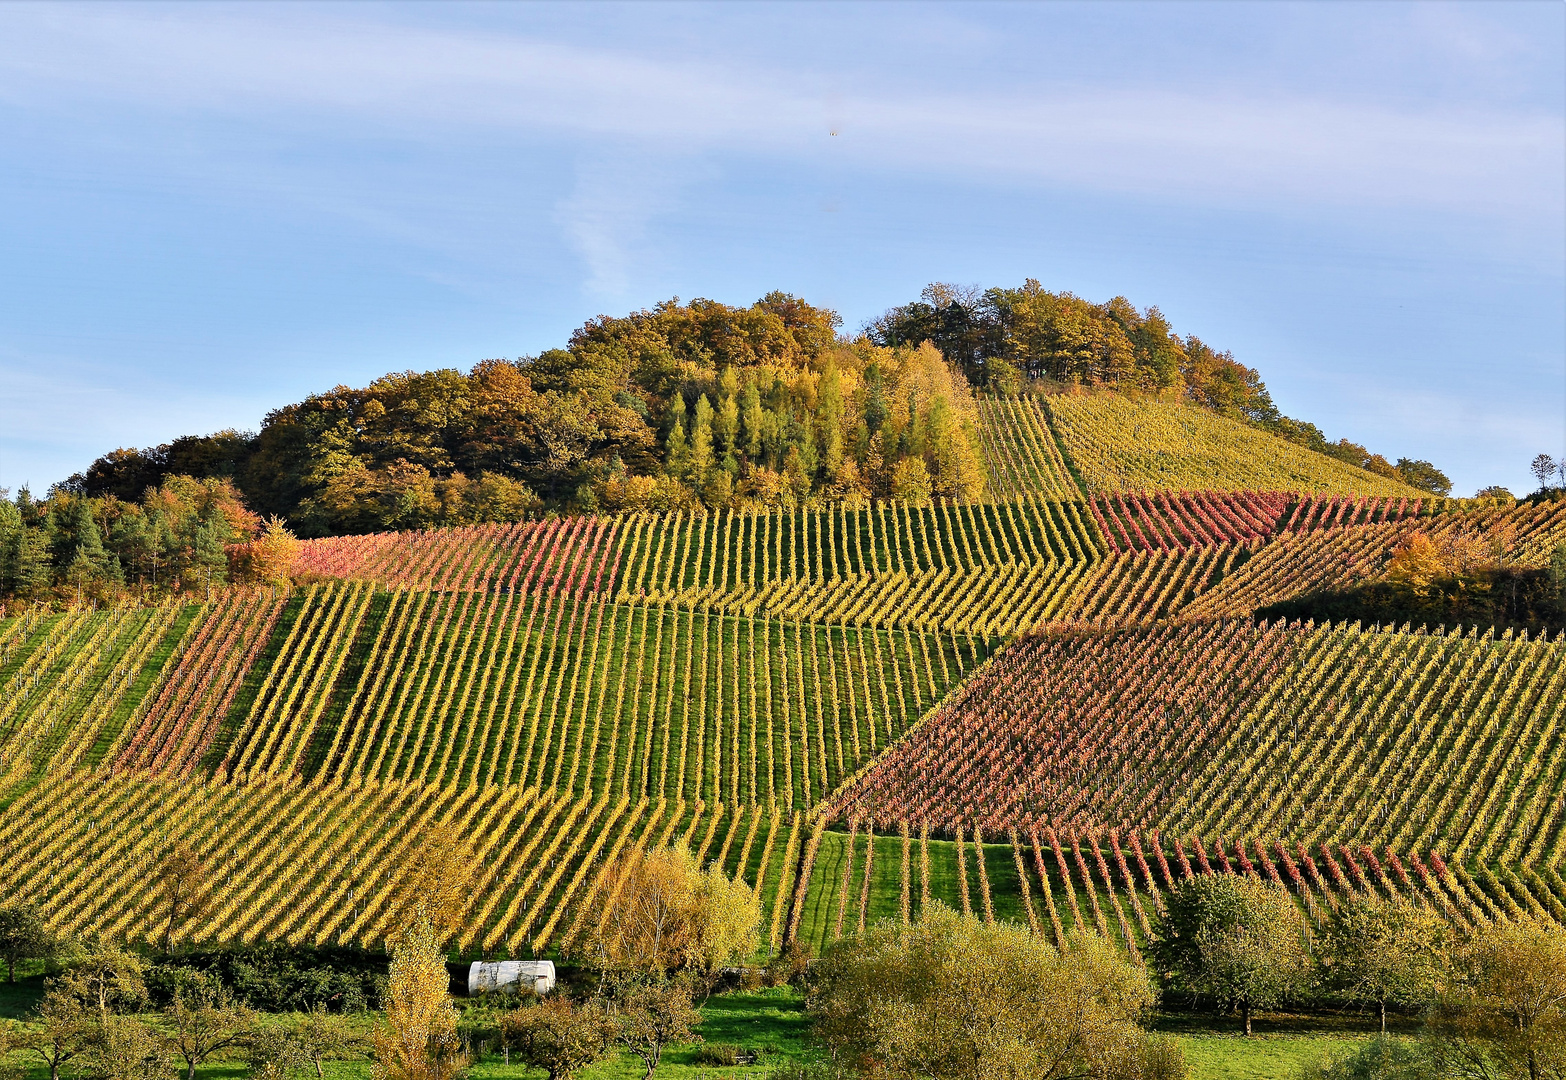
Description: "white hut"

(467, 960), (555, 996)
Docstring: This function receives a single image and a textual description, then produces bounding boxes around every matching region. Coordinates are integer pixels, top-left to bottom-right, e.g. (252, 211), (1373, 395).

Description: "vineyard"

(2, 390), (1565, 961)
(1187, 498), (1566, 619)
(834, 620), (1566, 867)
(974, 395), (1079, 499)
(788, 824), (1562, 955)
(295, 517), (622, 592)
(612, 497), (1102, 585)
(0, 771), (809, 958)
(1045, 393), (1423, 496)
(0, 590), (991, 808)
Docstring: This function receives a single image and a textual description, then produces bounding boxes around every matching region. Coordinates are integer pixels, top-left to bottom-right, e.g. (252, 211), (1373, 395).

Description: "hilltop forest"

(2, 286), (1458, 593)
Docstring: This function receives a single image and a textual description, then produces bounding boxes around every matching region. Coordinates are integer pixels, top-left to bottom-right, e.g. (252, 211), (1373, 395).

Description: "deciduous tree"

(1317, 894), (1447, 1031)
(55, 939), (147, 1019)
(88, 1015), (172, 1080)
(156, 844), (211, 954)
(578, 846), (759, 981)
(812, 904), (1181, 1080)
(235, 516), (300, 586)
(609, 979), (703, 1080)
(391, 826), (474, 947)
(0, 901), (53, 982)
(502, 998), (610, 1080)
(292, 1004), (361, 1079)
(248, 1025), (313, 1080)
(11, 986), (94, 1080)
(1532, 455), (1558, 494)
(371, 908), (465, 1080)
(1427, 915), (1566, 1080)
(162, 974), (256, 1080)
(1152, 874), (1309, 1036)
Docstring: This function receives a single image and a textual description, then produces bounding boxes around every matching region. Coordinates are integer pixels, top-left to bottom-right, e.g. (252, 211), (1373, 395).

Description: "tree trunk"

(6, 957), (13, 982)
(1242, 1000), (1252, 1036)
(1379, 1000), (1387, 1033)
(164, 883), (185, 954)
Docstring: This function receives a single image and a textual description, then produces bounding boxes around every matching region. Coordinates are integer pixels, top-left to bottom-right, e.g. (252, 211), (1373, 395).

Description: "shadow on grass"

(1153, 1007), (1423, 1038)
(0, 972), (47, 1021)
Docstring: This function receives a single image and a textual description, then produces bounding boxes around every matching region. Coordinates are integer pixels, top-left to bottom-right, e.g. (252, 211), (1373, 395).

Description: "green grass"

(0, 970), (47, 1020)
(1158, 1010), (1422, 1080)
(1177, 1034), (1363, 1080)
(794, 831), (1070, 954)
(921, 836), (965, 914)
(793, 830), (850, 950)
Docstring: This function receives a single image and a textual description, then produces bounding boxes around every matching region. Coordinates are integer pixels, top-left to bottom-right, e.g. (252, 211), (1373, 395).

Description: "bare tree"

(156, 843), (210, 953)
(1531, 454), (1557, 493)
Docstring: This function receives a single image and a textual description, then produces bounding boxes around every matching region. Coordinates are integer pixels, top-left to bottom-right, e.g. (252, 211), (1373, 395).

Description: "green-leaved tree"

(811, 903), (1183, 1080)
(0, 901), (54, 982)
(1152, 874), (1310, 1036)
(1317, 893), (1448, 1031)
(1427, 915), (1566, 1080)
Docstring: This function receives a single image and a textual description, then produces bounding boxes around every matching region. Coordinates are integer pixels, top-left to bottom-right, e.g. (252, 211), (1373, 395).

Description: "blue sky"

(0, 0), (1561, 497)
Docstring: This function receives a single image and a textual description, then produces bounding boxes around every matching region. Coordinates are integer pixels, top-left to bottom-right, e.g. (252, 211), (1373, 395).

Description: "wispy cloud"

(553, 153), (708, 299)
(0, 352), (254, 489)
(1, 4), (1557, 226)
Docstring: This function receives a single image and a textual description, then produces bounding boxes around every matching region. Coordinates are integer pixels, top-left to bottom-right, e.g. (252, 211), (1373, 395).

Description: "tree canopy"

(573, 844), (761, 982)
(810, 904), (1182, 1080)
(1150, 874), (1310, 1035)
(1426, 915), (1566, 1080)
(1316, 893), (1448, 1031)
(0, 477), (270, 608)
(36, 286), (1452, 551)
(1259, 537), (1566, 636)
(69, 294), (985, 536)
(868, 280), (1449, 495)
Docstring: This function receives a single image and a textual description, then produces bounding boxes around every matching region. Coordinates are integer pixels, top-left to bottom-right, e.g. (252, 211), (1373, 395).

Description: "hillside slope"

(1046, 394), (1423, 496)
(0, 395), (1555, 962)
(834, 619), (1566, 867)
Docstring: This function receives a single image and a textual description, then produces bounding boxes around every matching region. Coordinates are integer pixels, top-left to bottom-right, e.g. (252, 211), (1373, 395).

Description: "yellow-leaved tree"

(576, 845), (760, 984)
(372, 904), (465, 1080)
(812, 904), (1182, 1080)
(1384, 533), (1453, 596)
(247, 516), (301, 586)
(393, 826), (475, 947)
(694, 860), (763, 977)
(373, 827), (475, 1080)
